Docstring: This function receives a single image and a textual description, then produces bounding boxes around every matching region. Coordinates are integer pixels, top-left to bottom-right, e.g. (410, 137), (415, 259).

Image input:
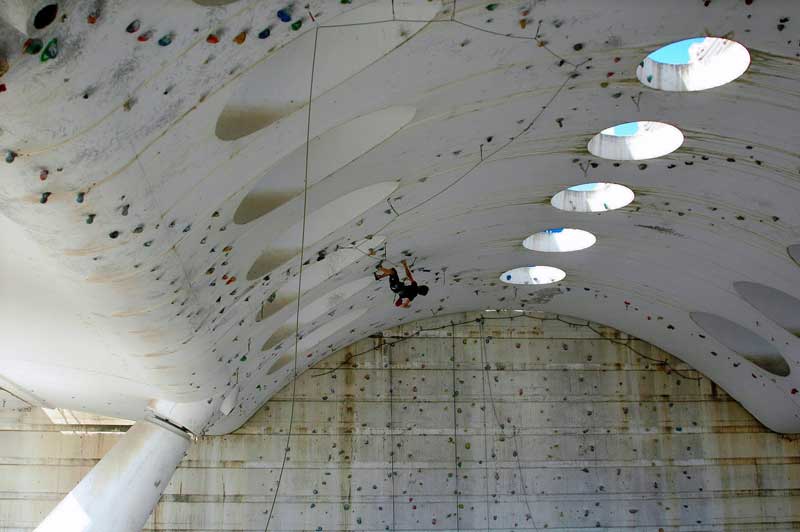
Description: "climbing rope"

(262, 23), (320, 532)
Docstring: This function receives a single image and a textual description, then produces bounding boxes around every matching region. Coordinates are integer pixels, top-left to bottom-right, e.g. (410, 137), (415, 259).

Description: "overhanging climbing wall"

(2, 312), (799, 531)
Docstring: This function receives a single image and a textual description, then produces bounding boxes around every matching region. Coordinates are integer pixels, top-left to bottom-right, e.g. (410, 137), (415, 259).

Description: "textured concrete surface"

(2, 312), (799, 531)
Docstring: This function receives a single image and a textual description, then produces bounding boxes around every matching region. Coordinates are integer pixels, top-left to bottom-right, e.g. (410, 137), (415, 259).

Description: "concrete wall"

(1, 311), (799, 531)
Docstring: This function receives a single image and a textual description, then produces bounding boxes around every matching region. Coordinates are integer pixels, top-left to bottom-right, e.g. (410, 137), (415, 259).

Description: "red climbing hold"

(225, 276), (237, 285)
(87, 13), (98, 24)
(207, 34), (220, 44)
(137, 31), (152, 42)
(39, 169), (49, 181)
(792, 388), (798, 395)
(0, 84), (6, 93)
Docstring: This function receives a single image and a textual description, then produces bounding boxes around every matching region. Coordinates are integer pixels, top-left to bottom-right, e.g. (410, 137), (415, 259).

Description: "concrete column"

(34, 399), (216, 532)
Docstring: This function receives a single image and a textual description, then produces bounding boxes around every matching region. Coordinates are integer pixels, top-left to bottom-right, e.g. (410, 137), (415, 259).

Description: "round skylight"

(637, 37), (750, 92)
(587, 121), (683, 160)
(550, 182), (633, 212)
(523, 228), (596, 253)
(500, 266), (565, 285)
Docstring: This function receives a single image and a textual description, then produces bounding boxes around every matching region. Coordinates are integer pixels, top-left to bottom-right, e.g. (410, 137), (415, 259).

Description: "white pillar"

(35, 399), (216, 532)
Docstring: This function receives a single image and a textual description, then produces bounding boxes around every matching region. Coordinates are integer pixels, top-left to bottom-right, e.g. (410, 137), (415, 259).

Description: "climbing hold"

(222, 245), (233, 253)
(291, 20), (303, 31)
(133, 224), (144, 233)
(225, 276), (237, 285)
(137, 31), (152, 43)
(86, 213), (96, 224)
(519, 19), (527, 29)
(5, 151), (16, 163)
(258, 27), (271, 39)
(206, 34), (220, 44)
(39, 169), (49, 181)
(74, 191), (85, 203)
(40, 39), (59, 62)
(109, 230), (120, 239)
(486, 3), (499, 10)
(123, 98), (135, 111)
(341, 0), (352, 3)
(87, 12), (98, 24)
(143, 240), (153, 247)
(126, 20), (141, 33)
(0, 57), (8, 78)
(234, 31), (247, 45)
(0, 84), (6, 93)
(23, 39), (43, 55)
(277, 8), (292, 22)
(158, 34), (173, 47)
(39, 192), (51, 204)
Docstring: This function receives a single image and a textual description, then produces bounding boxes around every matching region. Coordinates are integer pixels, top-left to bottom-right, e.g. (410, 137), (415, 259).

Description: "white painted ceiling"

(1, 0), (799, 435)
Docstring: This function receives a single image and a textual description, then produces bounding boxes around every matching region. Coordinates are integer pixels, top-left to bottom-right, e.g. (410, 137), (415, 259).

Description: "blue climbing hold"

(277, 8), (292, 22)
(258, 27), (271, 39)
(158, 34), (173, 47)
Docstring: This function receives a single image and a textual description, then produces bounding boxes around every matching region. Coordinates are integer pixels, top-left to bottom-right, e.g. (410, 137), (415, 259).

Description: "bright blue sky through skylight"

(611, 122), (639, 136)
(648, 37), (706, 65)
(568, 183), (601, 192)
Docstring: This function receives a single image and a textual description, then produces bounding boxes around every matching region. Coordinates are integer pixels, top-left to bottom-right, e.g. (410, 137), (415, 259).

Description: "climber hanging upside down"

(374, 259), (429, 308)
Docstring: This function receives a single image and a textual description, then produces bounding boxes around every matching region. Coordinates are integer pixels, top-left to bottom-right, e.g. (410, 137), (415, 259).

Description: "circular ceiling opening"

(587, 121), (683, 160)
(637, 37), (750, 92)
(33, 4), (58, 30)
(550, 182), (634, 213)
(523, 228), (596, 253)
(690, 312), (791, 377)
(500, 266), (565, 286)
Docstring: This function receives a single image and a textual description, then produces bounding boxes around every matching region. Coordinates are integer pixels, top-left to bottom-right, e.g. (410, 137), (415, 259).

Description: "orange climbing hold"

(87, 13), (98, 24)
(233, 31), (247, 45)
(225, 276), (237, 285)
(207, 34), (220, 44)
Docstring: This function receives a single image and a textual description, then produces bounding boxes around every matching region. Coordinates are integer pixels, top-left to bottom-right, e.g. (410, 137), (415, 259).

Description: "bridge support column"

(35, 399), (216, 532)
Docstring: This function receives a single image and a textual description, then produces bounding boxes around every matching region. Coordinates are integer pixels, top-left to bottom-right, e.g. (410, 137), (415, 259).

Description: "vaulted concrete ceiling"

(1, 0), (799, 436)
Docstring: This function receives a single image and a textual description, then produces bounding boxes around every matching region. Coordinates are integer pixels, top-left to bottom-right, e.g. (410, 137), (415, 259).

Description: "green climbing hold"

(240, 355), (247, 362)
(158, 34), (173, 47)
(5, 150), (16, 163)
(486, 3), (499, 10)
(291, 20), (303, 31)
(40, 39), (58, 62)
(341, 0), (352, 3)
(646, 74), (653, 83)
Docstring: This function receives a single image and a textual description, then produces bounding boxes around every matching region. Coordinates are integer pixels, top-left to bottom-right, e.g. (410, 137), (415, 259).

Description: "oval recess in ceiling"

(234, 106), (416, 225)
(265, 307), (369, 375)
(637, 37), (750, 92)
(214, 2), (438, 141)
(690, 312), (791, 377)
(255, 237), (385, 323)
(788, 245), (800, 267)
(246, 182), (398, 281)
(261, 276), (374, 352)
(550, 182), (634, 213)
(733, 282), (800, 336)
(587, 121), (684, 161)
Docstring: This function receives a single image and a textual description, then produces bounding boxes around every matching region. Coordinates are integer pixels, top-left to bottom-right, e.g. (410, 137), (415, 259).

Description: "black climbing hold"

(109, 230), (120, 239)
(76, 191), (85, 203)
(39, 192), (51, 204)
(33, 4), (59, 30)
(86, 213), (96, 224)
